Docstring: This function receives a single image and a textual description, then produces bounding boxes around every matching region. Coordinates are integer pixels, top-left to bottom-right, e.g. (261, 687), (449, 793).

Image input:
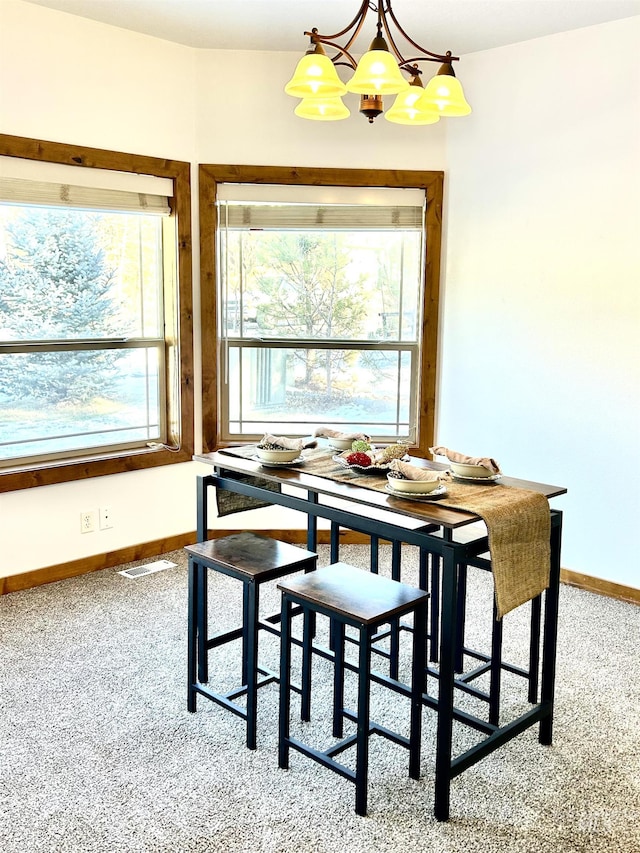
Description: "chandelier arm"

(400, 54), (459, 70)
(385, 1), (459, 63)
(379, 7), (410, 66)
(309, 39), (358, 70)
(303, 0), (370, 45)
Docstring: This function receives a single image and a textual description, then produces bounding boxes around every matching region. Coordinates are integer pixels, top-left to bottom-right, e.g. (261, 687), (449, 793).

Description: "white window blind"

(217, 182), (425, 230)
(0, 176), (171, 215)
(218, 203), (423, 230)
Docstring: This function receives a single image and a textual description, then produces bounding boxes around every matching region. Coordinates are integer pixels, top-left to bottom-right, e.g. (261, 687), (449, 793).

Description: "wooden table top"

(194, 449), (567, 531)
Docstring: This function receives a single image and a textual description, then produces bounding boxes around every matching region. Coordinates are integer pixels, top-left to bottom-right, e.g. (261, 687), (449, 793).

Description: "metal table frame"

(194, 454), (564, 821)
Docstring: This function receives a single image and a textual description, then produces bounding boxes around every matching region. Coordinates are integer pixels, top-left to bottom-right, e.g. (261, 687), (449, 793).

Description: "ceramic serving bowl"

(387, 473), (441, 493)
(328, 437), (354, 451)
(449, 461), (493, 478)
(256, 447), (300, 463)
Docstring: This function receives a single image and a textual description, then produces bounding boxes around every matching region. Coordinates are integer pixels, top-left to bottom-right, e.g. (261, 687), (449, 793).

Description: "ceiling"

(23, 0), (640, 54)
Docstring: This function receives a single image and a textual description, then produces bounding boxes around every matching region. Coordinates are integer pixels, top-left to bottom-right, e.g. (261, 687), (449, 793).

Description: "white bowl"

(256, 447), (300, 463)
(387, 473), (441, 493)
(450, 461), (493, 478)
(328, 437), (355, 451)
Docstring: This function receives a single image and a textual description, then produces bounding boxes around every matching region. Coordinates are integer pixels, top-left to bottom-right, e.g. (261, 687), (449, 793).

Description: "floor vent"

(119, 559), (177, 579)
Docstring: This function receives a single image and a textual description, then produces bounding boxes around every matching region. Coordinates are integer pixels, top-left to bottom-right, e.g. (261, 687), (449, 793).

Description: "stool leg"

(278, 596), (293, 770)
(301, 604), (313, 722)
(528, 594), (542, 703)
(489, 598), (503, 727)
(332, 620), (346, 738)
(410, 600), (427, 780)
(242, 582), (250, 686)
(245, 581), (260, 750)
(187, 557), (198, 712)
(197, 562), (209, 684)
(355, 625), (372, 816)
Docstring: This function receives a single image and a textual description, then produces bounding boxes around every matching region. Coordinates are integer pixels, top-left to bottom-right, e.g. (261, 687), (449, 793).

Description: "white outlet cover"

(118, 559), (177, 579)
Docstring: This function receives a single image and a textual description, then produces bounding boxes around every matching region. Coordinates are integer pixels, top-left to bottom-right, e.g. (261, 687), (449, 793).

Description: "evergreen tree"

(252, 232), (368, 391)
(0, 208), (122, 404)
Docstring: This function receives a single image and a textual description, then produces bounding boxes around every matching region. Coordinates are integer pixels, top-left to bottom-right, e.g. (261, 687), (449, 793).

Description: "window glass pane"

(226, 345), (411, 438)
(0, 348), (161, 462)
(221, 230), (421, 343)
(0, 206), (163, 342)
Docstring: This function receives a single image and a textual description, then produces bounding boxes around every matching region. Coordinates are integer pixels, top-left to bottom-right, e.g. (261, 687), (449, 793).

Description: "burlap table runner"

(219, 446), (551, 618)
(436, 481), (550, 619)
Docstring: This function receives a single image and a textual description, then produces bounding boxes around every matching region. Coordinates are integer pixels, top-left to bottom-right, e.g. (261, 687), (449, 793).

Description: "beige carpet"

(1, 544), (638, 852)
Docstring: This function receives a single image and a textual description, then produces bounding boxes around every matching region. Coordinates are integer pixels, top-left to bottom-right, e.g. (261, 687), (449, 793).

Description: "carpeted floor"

(1, 544), (638, 853)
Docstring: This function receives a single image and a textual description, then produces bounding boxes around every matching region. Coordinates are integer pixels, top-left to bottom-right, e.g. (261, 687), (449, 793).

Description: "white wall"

(0, 1), (638, 588)
(194, 49), (447, 166)
(441, 18), (640, 587)
(0, 1), (204, 576)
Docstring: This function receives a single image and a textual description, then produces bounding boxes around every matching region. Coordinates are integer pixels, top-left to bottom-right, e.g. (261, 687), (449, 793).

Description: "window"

(0, 135), (193, 491)
(200, 166), (443, 456)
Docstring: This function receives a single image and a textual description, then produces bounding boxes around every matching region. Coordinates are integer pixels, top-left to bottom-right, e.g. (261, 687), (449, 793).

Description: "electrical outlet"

(99, 506), (113, 530)
(80, 510), (96, 534)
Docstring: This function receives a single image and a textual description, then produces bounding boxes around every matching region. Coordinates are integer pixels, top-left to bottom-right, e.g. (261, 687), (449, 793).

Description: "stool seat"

(186, 533), (316, 583)
(278, 563), (429, 816)
(278, 561), (428, 625)
(186, 532), (317, 750)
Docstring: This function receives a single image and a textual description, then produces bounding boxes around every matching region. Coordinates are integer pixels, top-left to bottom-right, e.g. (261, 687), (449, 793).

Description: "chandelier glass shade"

(345, 49), (410, 95)
(284, 1), (471, 126)
(294, 96), (351, 121)
(284, 47), (347, 99)
(385, 76), (440, 125)
(418, 64), (472, 116)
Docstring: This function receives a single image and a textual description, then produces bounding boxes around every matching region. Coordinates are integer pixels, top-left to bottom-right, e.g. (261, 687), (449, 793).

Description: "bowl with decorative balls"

(256, 443), (300, 463)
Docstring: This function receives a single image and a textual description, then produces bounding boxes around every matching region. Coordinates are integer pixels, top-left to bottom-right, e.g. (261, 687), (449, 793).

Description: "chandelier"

(284, 1), (471, 125)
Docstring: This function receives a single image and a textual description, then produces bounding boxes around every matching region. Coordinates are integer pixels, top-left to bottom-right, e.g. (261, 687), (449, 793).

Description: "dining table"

(193, 444), (566, 821)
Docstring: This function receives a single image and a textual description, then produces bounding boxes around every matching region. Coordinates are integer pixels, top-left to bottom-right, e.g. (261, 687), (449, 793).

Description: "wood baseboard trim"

(0, 528), (371, 595)
(560, 569), (639, 605)
(3, 530), (638, 606)
(0, 532), (198, 595)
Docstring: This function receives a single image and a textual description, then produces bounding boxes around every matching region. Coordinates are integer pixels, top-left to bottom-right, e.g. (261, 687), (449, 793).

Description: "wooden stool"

(278, 562), (429, 816)
(186, 532), (317, 749)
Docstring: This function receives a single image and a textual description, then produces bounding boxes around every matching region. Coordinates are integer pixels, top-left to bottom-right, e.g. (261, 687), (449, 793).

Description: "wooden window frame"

(0, 134), (194, 492)
(199, 164), (443, 458)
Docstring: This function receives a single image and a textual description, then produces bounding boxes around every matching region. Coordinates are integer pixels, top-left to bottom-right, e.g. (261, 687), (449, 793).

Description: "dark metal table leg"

(539, 511), (562, 745)
(489, 599), (503, 727)
(435, 544), (458, 822)
(389, 539), (402, 680)
(306, 492), (318, 552)
(528, 594), (542, 703)
(429, 554), (440, 663)
(330, 521), (340, 563)
(370, 535), (379, 574)
(454, 563), (468, 674)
